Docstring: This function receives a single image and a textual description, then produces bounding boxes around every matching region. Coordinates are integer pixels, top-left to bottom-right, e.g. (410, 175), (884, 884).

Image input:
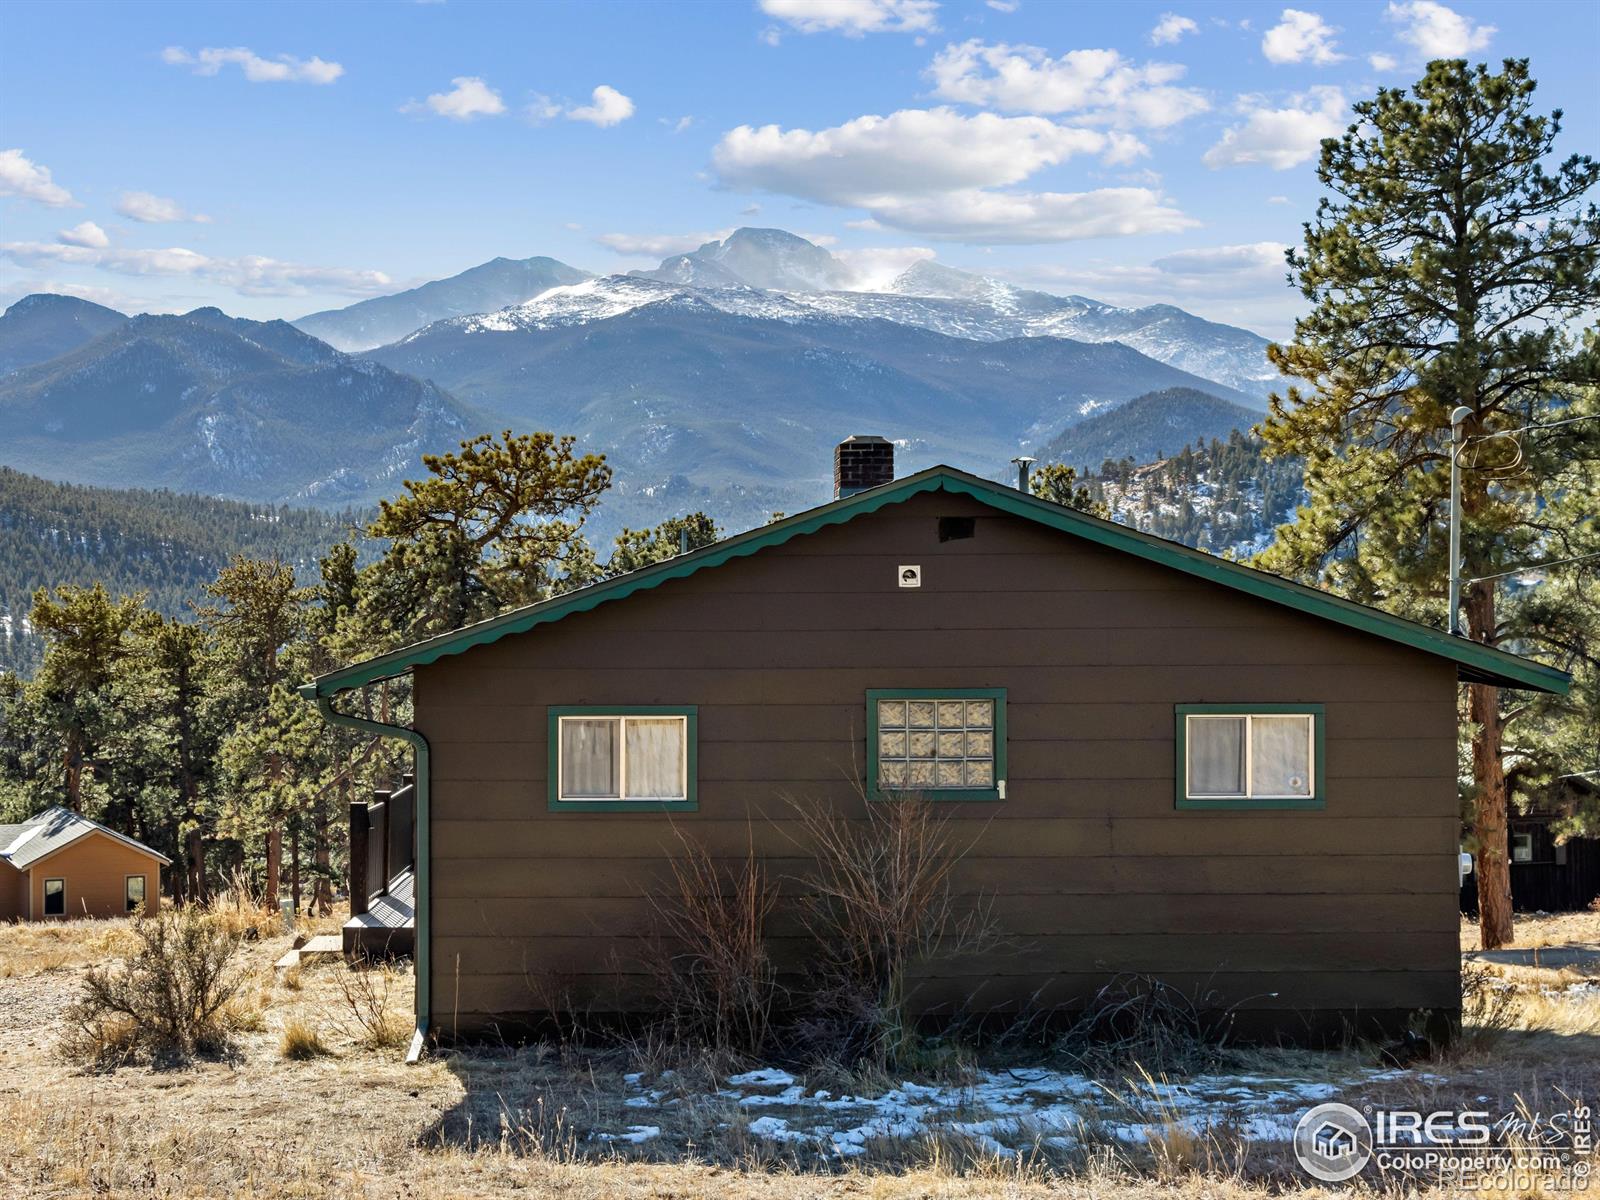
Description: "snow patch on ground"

(618, 1064), (1421, 1160)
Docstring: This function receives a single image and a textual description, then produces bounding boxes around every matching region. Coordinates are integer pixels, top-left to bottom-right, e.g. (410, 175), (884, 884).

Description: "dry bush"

(786, 793), (998, 1069)
(334, 954), (412, 1050)
(280, 1018), (332, 1060)
(1055, 975), (1237, 1076)
(1455, 963), (1521, 1053)
(59, 906), (245, 1067)
(645, 832), (779, 1062)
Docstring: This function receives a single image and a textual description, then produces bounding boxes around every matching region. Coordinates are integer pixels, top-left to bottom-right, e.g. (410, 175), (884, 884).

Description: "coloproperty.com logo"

(1293, 1100), (1594, 1189)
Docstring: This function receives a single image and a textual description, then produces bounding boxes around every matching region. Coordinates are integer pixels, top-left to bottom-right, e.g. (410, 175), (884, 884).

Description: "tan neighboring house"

(0, 807), (168, 921)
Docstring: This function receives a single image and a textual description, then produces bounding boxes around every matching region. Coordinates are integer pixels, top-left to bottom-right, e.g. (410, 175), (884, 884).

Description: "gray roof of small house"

(0, 807), (171, 870)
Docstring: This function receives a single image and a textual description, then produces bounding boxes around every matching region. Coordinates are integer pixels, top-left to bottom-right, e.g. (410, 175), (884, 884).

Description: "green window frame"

(1175, 703), (1325, 810)
(547, 706), (698, 812)
(867, 687), (1007, 802)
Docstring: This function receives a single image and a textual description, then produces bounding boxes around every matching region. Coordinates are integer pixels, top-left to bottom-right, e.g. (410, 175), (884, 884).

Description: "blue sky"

(1, 0), (1593, 337)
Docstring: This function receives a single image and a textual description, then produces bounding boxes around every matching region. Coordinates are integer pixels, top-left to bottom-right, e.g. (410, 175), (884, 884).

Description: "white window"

(1511, 832), (1534, 864)
(557, 714), (689, 803)
(1184, 712), (1316, 801)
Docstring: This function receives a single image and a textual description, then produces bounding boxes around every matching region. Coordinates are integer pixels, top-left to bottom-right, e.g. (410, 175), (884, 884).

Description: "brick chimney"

(833, 435), (894, 499)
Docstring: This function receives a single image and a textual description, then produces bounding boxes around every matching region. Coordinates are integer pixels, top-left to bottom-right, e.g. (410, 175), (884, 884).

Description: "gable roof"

(0, 806), (171, 870)
(301, 465), (1570, 700)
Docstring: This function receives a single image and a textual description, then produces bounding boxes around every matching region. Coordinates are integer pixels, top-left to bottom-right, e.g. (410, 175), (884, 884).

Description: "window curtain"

(561, 718), (619, 797)
(1189, 716), (1245, 794)
(625, 718), (685, 799)
(1252, 716), (1311, 795)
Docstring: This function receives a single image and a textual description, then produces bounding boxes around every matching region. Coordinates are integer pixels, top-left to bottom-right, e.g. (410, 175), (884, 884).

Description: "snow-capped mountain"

(631, 227), (858, 293)
(296, 255), (591, 352)
(347, 230), (1279, 399)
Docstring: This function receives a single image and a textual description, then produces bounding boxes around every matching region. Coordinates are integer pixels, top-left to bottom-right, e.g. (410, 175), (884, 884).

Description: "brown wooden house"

(302, 440), (1569, 1054)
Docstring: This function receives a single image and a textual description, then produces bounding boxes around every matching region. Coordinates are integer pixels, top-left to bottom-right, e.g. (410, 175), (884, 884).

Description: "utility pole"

(1447, 406), (1473, 636)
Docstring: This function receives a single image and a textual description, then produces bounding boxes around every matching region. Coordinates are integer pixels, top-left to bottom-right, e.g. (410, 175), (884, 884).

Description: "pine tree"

(1256, 59), (1600, 949)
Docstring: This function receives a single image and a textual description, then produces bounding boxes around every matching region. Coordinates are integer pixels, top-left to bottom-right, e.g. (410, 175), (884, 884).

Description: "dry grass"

(2, 913), (1596, 1199)
(0, 916), (134, 978)
(279, 1016), (332, 1059)
(1459, 905), (1600, 951)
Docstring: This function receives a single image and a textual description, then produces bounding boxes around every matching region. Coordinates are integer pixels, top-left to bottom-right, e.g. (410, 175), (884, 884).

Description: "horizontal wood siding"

(24, 835), (162, 920)
(416, 491), (1462, 1027)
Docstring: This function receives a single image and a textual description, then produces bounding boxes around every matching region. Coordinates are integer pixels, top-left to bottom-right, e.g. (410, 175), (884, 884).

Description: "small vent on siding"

(939, 516), (976, 542)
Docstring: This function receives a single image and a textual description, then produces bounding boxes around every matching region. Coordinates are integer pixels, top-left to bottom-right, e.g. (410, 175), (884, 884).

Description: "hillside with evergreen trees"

(1085, 430), (1304, 558)
(0, 468), (366, 674)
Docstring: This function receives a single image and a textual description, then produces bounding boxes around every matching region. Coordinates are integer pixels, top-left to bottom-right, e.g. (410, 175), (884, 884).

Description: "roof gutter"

(305, 688), (431, 1064)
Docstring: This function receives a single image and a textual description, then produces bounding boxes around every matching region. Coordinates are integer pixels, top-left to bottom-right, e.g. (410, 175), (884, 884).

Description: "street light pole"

(1447, 406), (1473, 636)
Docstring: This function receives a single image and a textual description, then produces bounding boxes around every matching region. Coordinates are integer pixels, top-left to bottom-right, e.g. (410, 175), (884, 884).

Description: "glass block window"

(869, 689), (1005, 800)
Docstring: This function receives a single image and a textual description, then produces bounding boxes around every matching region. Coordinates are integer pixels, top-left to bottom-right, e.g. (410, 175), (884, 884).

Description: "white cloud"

(862, 188), (1196, 242)
(986, 0), (1019, 11)
(0, 279), (161, 313)
(1151, 241), (1289, 275)
(758, 0), (939, 36)
(1261, 9), (1343, 65)
(115, 191), (211, 224)
(594, 231), (727, 257)
(1010, 241), (1300, 335)
(161, 45), (343, 85)
(567, 85), (635, 127)
(715, 108), (1116, 204)
(661, 115), (695, 133)
(0, 149), (76, 207)
(1368, 52), (1400, 70)
(1150, 13), (1198, 45)
(407, 76), (506, 120)
(1266, 194), (1291, 204)
(713, 107), (1189, 243)
(1383, 1), (1494, 58)
(1203, 86), (1345, 170)
(57, 221), (109, 248)
(834, 245), (936, 289)
(0, 241), (392, 297)
(926, 41), (1208, 128)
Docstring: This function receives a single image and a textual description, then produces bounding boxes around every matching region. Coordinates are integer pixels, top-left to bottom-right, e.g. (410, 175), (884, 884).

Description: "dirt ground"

(0, 908), (1595, 1200)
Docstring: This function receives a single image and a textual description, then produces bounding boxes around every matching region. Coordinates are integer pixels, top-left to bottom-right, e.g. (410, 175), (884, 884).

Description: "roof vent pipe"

(834, 435), (894, 499)
(1011, 456), (1036, 492)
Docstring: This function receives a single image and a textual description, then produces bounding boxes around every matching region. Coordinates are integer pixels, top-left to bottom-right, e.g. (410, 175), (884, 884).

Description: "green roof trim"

(299, 465), (1570, 701)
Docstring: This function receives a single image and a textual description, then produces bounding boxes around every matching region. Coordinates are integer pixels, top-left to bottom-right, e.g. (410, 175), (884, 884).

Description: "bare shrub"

(1054, 974), (1237, 1076)
(334, 954), (412, 1051)
(60, 907), (245, 1067)
(786, 793), (997, 1068)
(646, 831), (779, 1062)
(1454, 963), (1521, 1054)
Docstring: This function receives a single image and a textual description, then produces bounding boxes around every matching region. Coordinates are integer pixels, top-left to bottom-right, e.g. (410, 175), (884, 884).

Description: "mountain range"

(0, 228), (1281, 533)
(0, 300), (471, 503)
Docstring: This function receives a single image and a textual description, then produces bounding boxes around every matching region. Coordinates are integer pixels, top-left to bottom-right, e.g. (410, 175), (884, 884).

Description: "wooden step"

(273, 934), (344, 971)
